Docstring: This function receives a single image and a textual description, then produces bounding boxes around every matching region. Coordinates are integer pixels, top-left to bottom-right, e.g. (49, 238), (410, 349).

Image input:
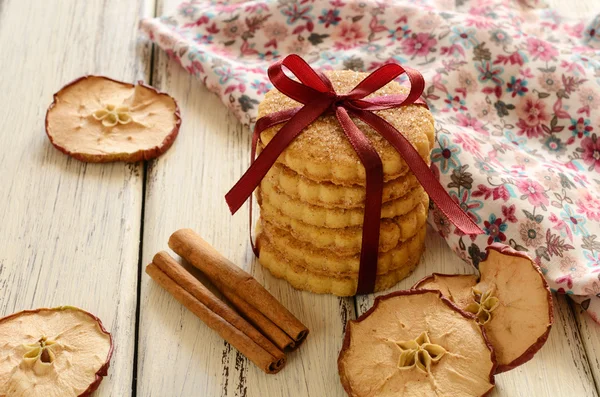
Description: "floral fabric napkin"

(141, 0), (600, 321)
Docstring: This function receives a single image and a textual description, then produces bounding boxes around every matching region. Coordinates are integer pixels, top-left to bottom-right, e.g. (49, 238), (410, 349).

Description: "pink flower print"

(214, 66), (241, 84)
(333, 21), (366, 50)
(520, 220), (544, 247)
(250, 80), (271, 95)
(569, 117), (593, 138)
(502, 204), (518, 223)
(466, 17), (496, 29)
(476, 62), (504, 86)
(516, 95), (549, 138)
(222, 20), (245, 39)
(483, 214), (508, 245)
(584, 280), (600, 296)
(444, 94), (467, 112)
(457, 70), (479, 93)
(579, 134), (600, 172)
(538, 72), (563, 92)
(185, 60), (204, 77)
(454, 132), (481, 154)
(517, 179), (549, 207)
(473, 101), (495, 122)
(579, 87), (600, 110)
(388, 25), (412, 42)
(535, 170), (561, 190)
(318, 9), (341, 28)
(281, 3), (312, 24)
(402, 33), (437, 58)
(194, 34), (213, 44)
(559, 255), (586, 278)
(514, 152), (538, 168)
(263, 22), (289, 41)
(526, 37), (558, 62)
(285, 39), (311, 54)
(416, 13), (443, 30)
(456, 113), (486, 134)
(576, 190), (600, 221)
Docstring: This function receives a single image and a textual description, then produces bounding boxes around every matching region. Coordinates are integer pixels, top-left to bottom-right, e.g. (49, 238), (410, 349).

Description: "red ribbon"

(225, 54), (483, 294)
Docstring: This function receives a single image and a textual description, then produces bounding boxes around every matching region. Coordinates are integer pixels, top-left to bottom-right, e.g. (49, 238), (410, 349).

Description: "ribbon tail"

(350, 109), (484, 236)
(336, 107), (384, 294)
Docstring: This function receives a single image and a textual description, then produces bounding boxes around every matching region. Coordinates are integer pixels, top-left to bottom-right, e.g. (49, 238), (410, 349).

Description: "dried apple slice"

(0, 306), (113, 396)
(338, 290), (496, 397)
(413, 244), (553, 373)
(46, 75), (181, 162)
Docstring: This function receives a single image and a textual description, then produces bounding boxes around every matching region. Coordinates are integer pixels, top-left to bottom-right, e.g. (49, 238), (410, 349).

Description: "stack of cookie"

(255, 70), (435, 296)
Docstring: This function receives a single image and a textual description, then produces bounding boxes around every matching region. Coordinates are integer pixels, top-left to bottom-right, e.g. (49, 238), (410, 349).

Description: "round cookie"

(256, 232), (423, 296)
(263, 162), (422, 209)
(260, 198), (428, 255)
(258, 180), (427, 228)
(260, 219), (426, 275)
(258, 70), (435, 186)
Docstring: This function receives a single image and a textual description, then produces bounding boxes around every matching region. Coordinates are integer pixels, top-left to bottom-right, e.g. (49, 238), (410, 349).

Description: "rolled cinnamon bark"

(213, 279), (296, 351)
(146, 263), (285, 374)
(169, 229), (309, 345)
(152, 251), (285, 362)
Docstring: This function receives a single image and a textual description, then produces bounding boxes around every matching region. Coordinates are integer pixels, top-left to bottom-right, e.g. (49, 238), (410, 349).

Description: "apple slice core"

(45, 75), (181, 162)
(338, 290), (496, 397)
(413, 244), (553, 373)
(0, 306), (113, 396)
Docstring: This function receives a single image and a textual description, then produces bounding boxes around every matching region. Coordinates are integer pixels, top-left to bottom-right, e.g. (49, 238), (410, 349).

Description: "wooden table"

(2, 0), (600, 396)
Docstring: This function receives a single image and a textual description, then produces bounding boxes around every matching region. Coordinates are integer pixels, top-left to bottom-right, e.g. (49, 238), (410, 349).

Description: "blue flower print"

(560, 205), (588, 237)
(450, 27), (479, 49)
(431, 135), (461, 173)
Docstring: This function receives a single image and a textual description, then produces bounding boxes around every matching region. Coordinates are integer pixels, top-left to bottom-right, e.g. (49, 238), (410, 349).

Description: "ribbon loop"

(267, 54), (334, 104)
(225, 54), (484, 295)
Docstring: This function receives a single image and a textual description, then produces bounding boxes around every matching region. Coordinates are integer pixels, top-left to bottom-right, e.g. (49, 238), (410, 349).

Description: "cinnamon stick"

(213, 279), (296, 351)
(169, 229), (309, 345)
(146, 263), (285, 374)
(152, 251), (285, 362)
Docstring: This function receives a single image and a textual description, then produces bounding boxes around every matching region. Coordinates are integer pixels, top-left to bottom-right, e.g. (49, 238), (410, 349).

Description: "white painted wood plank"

(356, 229), (598, 397)
(0, 0), (154, 395)
(136, 39), (354, 396)
(573, 301), (600, 393)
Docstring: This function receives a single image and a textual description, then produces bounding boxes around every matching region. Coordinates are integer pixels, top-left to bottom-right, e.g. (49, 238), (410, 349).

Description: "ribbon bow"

(226, 54), (483, 294)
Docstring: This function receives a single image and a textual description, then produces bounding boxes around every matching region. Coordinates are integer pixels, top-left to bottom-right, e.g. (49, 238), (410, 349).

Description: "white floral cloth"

(141, 0), (600, 321)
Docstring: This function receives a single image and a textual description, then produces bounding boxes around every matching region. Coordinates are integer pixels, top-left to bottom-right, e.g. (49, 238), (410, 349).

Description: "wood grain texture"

(573, 300), (600, 392)
(0, 0), (154, 396)
(136, 17), (354, 392)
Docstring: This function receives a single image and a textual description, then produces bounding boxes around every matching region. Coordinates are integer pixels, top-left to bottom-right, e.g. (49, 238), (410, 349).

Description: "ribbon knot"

(225, 54), (483, 295)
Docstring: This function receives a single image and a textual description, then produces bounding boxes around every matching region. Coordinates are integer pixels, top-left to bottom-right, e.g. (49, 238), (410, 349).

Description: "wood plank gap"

(131, 160), (148, 397)
(132, 2), (158, 395)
